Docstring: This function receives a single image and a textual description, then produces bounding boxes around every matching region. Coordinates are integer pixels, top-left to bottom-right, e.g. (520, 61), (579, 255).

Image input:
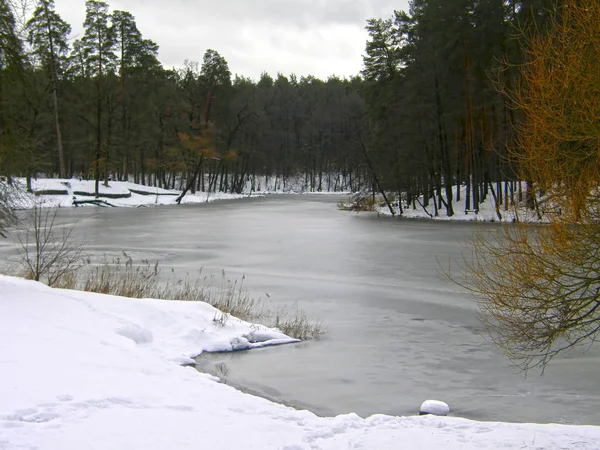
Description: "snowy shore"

(1, 275), (599, 450)
(5, 178), (259, 208)
(373, 183), (546, 223)
(3, 178), (352, 209)
(5, 178), (538, 225)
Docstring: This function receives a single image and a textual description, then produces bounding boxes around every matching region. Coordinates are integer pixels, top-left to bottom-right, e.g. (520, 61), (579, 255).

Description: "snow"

(375, 183), (547, 223)
(3, 178), (259, 209)
(3, 177), (546, 225)
(2, 177), (351, 210)
(420, 400), (450, 416)
(1, 275), (599, 450)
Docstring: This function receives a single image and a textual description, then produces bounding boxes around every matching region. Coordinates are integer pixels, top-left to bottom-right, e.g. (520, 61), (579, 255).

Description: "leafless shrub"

(463, 221), (600, 372)
(15, 201), (86, 286)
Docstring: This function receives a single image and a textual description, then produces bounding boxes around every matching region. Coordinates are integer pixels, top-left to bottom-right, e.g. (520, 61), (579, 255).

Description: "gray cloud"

(55, 0), (409, 80)
(130, 0), (404, 27)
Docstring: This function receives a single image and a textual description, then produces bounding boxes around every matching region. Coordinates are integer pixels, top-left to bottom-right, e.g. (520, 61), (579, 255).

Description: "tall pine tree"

(27, 0), (71, 177)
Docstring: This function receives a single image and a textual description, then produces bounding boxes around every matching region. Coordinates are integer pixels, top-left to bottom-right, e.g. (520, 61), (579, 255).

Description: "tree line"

(0, 0), (372, 197)
(1, 0), (557, 208)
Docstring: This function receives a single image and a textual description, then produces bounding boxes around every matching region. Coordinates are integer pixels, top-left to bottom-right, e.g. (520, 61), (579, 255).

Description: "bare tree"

(16, 200), (86, 286)
(466, 219), (600, 371)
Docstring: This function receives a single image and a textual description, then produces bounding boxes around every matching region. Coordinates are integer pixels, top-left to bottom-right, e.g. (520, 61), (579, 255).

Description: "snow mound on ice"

(420, 400), (450, 416)
(245, 330), (291, 343)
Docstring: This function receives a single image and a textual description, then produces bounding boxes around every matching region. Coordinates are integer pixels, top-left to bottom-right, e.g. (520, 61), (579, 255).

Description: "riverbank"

(363, 183), (547, 222)
(2, 177), (352, 209)
(4, 177), (540, 224)
(4, 178), (257, 208)
(1, 275), (598, 450)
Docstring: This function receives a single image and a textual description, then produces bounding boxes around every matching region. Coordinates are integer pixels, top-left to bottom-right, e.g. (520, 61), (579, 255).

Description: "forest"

(0, 0), (557, 214)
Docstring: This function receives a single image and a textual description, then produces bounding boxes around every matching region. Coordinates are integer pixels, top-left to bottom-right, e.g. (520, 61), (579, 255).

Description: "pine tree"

(362, 18), (401, 81)
(0, 0), (24, 180)
(111, 10), (160, 182)
(27, 0), (71, 177)
(79, 0), (116, 195)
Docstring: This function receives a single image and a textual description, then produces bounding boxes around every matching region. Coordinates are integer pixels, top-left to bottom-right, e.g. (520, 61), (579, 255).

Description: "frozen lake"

(1, 195), (598, 424)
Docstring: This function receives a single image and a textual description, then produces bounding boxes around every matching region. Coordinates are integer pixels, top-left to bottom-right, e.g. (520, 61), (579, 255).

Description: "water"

(1, 195), (598, 424)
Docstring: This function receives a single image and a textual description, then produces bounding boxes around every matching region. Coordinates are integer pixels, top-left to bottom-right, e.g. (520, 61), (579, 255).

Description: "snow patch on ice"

(420, 400), (450, 416)
(245, 329), (291, 343)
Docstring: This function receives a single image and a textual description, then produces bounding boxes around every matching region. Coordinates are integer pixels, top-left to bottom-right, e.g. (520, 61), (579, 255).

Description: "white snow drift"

(1, 275), (599, 449)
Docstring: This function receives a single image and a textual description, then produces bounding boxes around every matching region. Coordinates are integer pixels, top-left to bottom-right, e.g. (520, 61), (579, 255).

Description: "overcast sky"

(53, 0), (410, 80)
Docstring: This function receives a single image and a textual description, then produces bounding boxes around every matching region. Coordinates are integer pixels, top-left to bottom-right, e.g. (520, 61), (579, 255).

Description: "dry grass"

(273, 309), (325, 341)
(56, 253), (323, 341)
(80, 257), (161, 298)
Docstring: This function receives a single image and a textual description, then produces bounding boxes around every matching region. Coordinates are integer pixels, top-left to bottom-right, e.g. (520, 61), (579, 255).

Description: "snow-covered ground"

(1, 275), (598, 450)
(2, 177), (545, 224)
(3, 178), (258, 208)
(373, 183), (546, 223)
(2, 177), (351, 209)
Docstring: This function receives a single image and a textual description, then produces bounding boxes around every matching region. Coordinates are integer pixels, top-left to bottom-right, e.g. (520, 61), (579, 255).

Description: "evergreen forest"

(0, 0), (558, 215)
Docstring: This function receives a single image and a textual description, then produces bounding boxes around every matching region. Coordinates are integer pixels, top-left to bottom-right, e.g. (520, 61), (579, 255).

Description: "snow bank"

(1, 177), (349, 212)
(1, 276), (598, 450)
(3, 177), (352, 211)
(2, 178), (258, 209)
(376, 183), (547, 223)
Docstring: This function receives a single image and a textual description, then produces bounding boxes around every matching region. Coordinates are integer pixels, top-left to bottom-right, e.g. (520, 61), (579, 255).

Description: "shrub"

(15, 201), (86, 286)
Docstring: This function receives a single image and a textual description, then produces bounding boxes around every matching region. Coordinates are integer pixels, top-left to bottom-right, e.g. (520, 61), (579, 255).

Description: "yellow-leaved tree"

(174, 125), (217, 204)
(467, 0), (600, 370)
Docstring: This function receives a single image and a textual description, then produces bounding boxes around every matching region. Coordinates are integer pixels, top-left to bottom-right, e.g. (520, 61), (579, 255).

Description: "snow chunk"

(202, 332), (300, 353)
(420, 400), (450, 416)
(245, 329), (295, 343)
(231, 336), (251, 351)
